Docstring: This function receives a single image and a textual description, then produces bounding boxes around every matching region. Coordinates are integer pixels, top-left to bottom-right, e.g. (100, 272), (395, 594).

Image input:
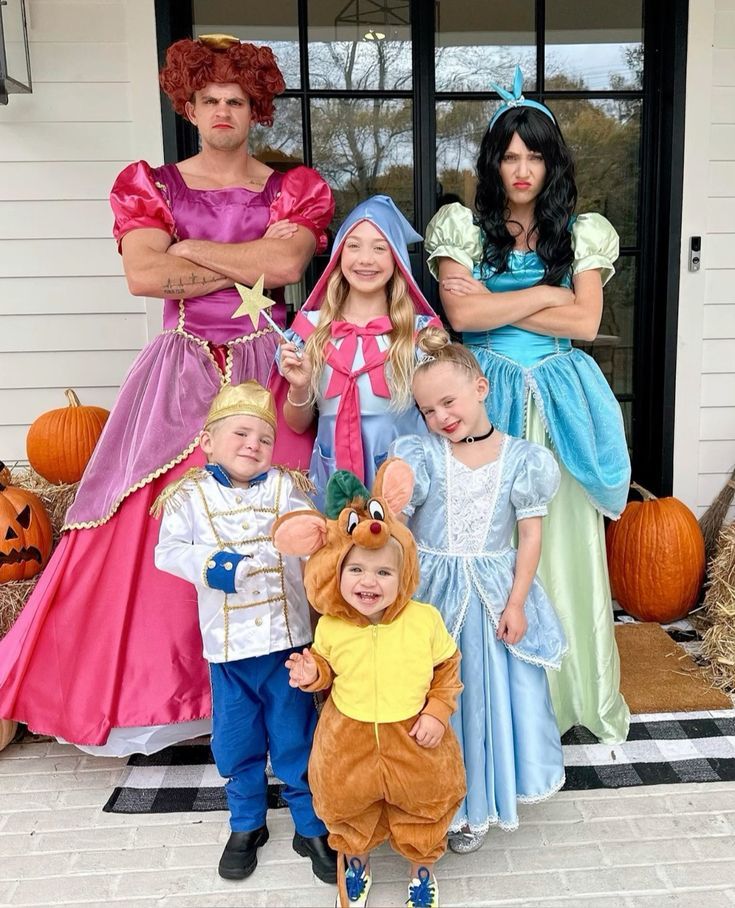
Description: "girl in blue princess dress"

(391, 326), (567, 854)
(425, 66), (631, 747)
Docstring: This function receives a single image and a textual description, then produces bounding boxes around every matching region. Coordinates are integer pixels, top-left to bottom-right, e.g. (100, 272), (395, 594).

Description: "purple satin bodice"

(152, 165), (287, 343)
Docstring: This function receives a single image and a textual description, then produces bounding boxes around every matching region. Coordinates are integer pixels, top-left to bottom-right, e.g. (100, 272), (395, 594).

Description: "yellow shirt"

(312, 599), (457, 723)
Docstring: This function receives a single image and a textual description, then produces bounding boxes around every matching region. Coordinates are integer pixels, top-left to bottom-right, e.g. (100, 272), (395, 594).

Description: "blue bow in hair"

(488, 65), (557, 129)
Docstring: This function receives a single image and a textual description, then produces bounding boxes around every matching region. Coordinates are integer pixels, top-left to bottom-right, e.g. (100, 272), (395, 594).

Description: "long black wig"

(475, 106), (577, 287)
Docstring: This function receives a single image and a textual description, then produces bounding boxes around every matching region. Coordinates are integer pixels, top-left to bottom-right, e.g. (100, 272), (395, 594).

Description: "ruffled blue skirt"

(466, 344), (630, 519)
(450, 594), (565, 832)
(415, 548), (566, 831)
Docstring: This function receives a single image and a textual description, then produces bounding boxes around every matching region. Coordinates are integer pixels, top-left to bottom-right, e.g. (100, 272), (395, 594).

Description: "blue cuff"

(205, 551), (247, 593)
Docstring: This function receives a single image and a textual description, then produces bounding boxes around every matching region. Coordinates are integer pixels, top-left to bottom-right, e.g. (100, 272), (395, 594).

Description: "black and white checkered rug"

(103, 709), (735, 814)
(103, 613), (735, 814)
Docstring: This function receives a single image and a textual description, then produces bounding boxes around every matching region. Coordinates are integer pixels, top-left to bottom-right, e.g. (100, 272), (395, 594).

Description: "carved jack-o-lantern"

(0, 462), (53, 583)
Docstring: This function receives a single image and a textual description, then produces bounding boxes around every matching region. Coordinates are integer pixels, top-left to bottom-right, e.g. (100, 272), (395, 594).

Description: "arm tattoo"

(163, 273), (222, 296)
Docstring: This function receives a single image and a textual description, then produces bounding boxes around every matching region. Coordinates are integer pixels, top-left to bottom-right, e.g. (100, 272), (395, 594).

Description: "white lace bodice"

(447, 454), (501, 553)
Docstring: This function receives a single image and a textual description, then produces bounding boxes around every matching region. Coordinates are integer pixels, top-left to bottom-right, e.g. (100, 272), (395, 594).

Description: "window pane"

(308, 1), (412, 91)
(251, 98), (304, 166)
(192, 1), (301, 88)
(545, 0), (643, 91)
(310, 98), (414, 229)
(550, 98), (641, 247)
(435, 100), (496, 214)
(436, 3), (535, 93)
(576, 255), (636, 399)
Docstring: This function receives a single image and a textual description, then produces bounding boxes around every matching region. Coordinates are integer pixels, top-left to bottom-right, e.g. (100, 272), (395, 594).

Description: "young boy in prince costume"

(153, 381), (336, 884)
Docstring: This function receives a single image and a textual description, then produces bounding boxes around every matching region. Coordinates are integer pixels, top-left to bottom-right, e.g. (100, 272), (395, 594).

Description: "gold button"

(253, 590), (260, 596)
(224, 562), (233, 570)
(235, 496), (243, 504)
(255, 617), (263, 627)
(207, 560), (216, 569)
(242, 522), (249, 529)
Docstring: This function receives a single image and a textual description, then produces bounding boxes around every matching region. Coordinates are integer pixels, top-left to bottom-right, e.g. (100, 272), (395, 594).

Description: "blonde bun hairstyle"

(415, 326), (484, 378)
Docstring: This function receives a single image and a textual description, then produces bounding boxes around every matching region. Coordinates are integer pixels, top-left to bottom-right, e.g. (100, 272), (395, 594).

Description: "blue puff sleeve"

(388, 434), (431, 517)
(510, 442), (561, 520)
(424, 203), (483, 279)
(571, 213), (619, 287)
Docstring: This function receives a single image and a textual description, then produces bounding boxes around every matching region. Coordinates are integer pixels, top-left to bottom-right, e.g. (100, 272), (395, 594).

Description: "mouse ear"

(272, 511), (328, 556)
(373, 458), (414, 515)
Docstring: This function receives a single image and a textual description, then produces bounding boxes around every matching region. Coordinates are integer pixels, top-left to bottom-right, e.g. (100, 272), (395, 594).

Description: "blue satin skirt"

(450, 591), (565, 833)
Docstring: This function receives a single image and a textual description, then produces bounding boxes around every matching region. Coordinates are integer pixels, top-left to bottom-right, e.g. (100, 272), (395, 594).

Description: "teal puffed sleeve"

(510, 442), (561, 521)
(424, 203), (483, 280)
(388, 434), (431, 517)
(571, 213), (619, 287)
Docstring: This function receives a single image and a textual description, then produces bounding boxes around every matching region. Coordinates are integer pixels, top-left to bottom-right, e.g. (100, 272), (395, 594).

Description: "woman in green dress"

(425, 67), (631, 745)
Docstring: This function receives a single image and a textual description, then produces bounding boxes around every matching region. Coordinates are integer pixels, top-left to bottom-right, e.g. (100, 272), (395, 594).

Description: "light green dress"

(425, 204), (631, 744)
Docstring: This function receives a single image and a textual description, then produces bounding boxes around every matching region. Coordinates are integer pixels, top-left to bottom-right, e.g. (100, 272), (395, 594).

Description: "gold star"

(232, 275), (275, 330)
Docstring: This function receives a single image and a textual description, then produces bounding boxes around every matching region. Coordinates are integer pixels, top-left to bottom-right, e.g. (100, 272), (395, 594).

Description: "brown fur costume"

(273, 459), (466, 899)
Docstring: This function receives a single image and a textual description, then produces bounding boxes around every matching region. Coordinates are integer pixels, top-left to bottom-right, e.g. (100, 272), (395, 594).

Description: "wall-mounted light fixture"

(0, 0), (32, 106)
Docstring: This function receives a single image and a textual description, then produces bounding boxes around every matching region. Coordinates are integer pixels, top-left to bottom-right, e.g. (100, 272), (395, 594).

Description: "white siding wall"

(0, 0), (164, 462)
(674, 0), (735, 516)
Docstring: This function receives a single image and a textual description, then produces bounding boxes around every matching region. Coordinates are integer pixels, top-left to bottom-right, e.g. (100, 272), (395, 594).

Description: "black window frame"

(153, 0), (687, 496)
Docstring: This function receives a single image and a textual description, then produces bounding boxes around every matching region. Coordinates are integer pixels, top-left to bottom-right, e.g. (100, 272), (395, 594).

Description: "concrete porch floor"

(1, 736), (735, 907)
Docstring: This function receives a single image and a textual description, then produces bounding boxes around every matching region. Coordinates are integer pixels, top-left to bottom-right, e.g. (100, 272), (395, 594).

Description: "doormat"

(615, 622), (732, 713)
(103, 709), (735, 814)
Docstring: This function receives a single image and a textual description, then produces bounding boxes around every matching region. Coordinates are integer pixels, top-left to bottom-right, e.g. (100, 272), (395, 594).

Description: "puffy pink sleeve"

(268, 166), (335, 254)
(110, 161), (175, 253)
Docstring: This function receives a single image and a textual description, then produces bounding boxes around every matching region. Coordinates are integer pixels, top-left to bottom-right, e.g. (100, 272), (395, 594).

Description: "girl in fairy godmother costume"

(271, 195), (441, 507)
(425, 66), (631, 759)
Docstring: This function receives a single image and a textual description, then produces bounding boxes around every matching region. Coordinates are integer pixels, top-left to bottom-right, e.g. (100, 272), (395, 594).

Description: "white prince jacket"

(154, 465), (313, 663)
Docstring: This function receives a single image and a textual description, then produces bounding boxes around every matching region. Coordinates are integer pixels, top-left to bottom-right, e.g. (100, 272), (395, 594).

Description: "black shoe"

(292, 832), (338, 884)
(218, 826), (269, 880)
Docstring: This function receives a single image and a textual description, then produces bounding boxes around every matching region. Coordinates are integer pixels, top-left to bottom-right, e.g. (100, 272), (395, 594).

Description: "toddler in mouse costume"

(273, 460), (466, 908)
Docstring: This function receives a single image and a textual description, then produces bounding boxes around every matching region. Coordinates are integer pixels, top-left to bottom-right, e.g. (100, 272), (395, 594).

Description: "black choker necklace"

(458, 425), (495, 444)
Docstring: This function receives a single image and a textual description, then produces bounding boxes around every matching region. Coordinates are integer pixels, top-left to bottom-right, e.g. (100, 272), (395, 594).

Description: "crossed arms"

(436, 258), (604, 343)
(120, 222), (317, 299)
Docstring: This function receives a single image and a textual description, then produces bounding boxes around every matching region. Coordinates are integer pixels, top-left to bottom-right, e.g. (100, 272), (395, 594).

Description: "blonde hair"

(305, 265), (416, 411)
(414, 326), (484, 378)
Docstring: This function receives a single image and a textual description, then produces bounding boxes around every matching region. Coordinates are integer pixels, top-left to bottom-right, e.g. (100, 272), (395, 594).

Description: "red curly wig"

(159, 35), (285, 126)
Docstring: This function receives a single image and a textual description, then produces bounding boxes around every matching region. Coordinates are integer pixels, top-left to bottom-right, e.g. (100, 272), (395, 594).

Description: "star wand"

(232, 275), (290, 342)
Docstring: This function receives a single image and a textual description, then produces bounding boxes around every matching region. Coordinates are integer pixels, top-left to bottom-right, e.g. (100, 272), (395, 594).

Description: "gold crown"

(204, 381), (276, 431)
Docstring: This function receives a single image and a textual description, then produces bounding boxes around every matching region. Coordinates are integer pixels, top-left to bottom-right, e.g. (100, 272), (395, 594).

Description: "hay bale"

(699, 467), (735, 565)
(693, 522), (735, 692)
(0, 464), (79, 639)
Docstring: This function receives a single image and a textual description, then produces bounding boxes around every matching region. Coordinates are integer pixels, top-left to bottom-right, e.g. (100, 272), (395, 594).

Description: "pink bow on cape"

(324, 317), (392, 481)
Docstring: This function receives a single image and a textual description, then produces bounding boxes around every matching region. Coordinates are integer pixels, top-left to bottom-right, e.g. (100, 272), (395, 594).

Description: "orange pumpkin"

(0, 719), (18, 751)
(0, 464), (53, 583)
(606, 482), (705, 623)
(26, 389), (109, 484)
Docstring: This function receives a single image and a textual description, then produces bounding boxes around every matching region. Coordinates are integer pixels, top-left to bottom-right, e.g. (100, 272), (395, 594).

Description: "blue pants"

(210, 647), (327, 836)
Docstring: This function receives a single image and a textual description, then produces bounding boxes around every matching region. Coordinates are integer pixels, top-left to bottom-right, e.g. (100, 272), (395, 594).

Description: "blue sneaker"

(407, 866), (438, 907)
(336, 857), (372, 907)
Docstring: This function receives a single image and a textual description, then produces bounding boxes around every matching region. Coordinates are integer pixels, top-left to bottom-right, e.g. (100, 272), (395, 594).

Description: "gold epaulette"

(149, 467), (207, 518)
(276, 465), (316, 496)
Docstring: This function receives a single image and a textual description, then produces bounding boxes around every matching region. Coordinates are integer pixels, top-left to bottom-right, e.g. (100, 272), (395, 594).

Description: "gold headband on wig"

(204, 381), (277, 431)
(197, 34), (241, 50)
